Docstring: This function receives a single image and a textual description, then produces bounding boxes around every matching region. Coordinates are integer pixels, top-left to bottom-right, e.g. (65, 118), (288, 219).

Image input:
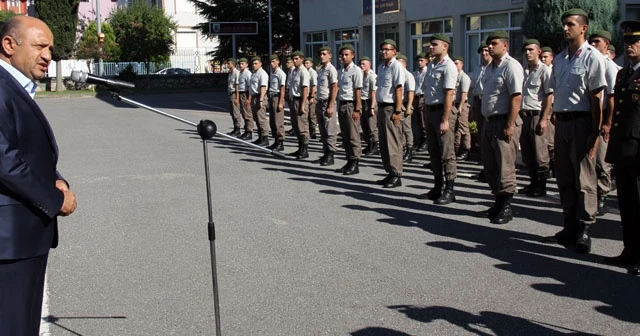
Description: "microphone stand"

(109, 91), (286, 336)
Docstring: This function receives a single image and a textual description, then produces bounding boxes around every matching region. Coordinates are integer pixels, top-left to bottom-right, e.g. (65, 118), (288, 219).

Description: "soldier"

(452, 56), (472, 161)
(266, 54), (287, 151)
(284, 56), (297, 136)
(248, 56), (269, 146)
(602, 20), (640, 275)
(589, 30), (621, 216)
(376, 39), (405, 188)
(541, 46), (555, 67)
(542, 9), (607, 254)
(419, 34), (458, 204)
(413, 52), (429, 152)
(304, 57), (318, 139)
(519, 39), (553, 198)
(287, 51), (311, 159)
(607, 44), (617, 61)
(336, 44), (363, 175)
(540, 46), (556, 176)
(477, 30), (524, 224)
(315, 46), (339, 166)
(225, 58), (241, 137)
(396, 53), (415, 163)
(359, 56), (379, 156)
(468, 42), (491, 181)
(237, 58), (254, 140)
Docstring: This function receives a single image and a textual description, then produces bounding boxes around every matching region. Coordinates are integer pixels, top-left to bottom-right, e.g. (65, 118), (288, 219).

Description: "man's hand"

(326, 105), (334, 118)
(404, 106), (413, 117)
(503, 125), (514, 144)
(234, 99), (240, 106)
(244, 100), (251, 109)
(587, 133), (600, 159)
(601, 124), (611, 143)
(56, 180), (76, 216)
(56, 179), (69, 192)
(535, 118), (547, 136)
(353, 111), (361, 123)
(278, 103), (284, 112)
(391, 112), (402, 126)
(440, 119), (449, 135)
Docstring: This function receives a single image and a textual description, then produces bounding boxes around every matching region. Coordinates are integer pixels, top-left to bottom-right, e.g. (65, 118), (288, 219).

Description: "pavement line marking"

(40, 273), (51, 336)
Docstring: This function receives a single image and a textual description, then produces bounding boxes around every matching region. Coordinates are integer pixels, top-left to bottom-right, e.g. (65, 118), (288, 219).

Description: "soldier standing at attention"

(542, 9), (607, 254)
(315, 46), (339, 166)
(238, 58), (254, 140)
(468, 43), (491, 181)
(336, 44), (364, 175)
(452, 56), (472, 161)
(540, 46), (556, 177)
(248, 56), (270, 146)
(225, 58), (241, 137)
(396, 54), (415, 163)
(267, 55), (287, 151)
(413, 53), (429, 152)
(602, 20), (640, 275)
(304, 57), (318, 140)
(477, 30), (524, 224)
(287, 51), (311, 159)
(359, 56), (379, 156)
(419, 34), (458, 205)
(589, 30), (621, 216)
(375, 39), (405, 188)
(519, 39), (553, 198)
(284, 56), (297, 137)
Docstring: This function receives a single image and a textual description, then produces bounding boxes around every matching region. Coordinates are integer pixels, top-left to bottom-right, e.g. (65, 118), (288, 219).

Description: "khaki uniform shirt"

(403, 68), (416, 103)
(227, 68), (239, 94)
(423, 55), (458, 105)
(362, 71), (377, 100)
(481, 53), (524, 117)
(521, 60), (553, 111)
(249, 67), (269, 96)
(287, 65), (310, 99)
(413, 67), (428, 96)
(455, 71), (471, 104)
(269, 67), (287, 95)
(238, 69), (251, 92)
(316, 63), (338, 100)
(376, 58), (405, 104)
(338, 63), (363, 101)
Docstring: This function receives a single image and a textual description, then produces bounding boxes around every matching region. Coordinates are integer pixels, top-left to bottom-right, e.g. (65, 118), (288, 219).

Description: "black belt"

(291, 96), (302, 100)
(486, 114), (509, 122)
(340, 100), (354, 104)
(239, 90), (248, 94)
(378, 102), (394, 107)
(520, 109), (540, 117)
(426, 104), (444, 110)
(268, 93), (279, 97)
(554, 111), (590, 121)
(251, 94), (260, 98)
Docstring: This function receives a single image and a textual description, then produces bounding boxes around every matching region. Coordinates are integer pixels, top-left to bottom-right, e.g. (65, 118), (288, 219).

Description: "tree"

(109, 0), (177, 74)
(77, 21), (120, 62)
(188, 0), (300, 62)
(0, 10), (19, 22)
(35, 0), (80, 91)
(522, 0), (619, 53)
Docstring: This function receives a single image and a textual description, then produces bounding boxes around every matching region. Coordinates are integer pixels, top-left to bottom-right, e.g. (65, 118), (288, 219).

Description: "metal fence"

(90, 48), (217, 76)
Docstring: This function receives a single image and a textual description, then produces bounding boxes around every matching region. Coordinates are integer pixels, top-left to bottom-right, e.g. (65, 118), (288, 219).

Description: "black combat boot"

(227, 127), (241, 137)
(529, 171), (548, 197)
(343, 159), (359, 175)
(490, 194), (513, 224)
(368, 141), (380, 156)
(296, 141), (309, 160)
(434, 179), (456, 205)
(575, 224), (592, 254)
(596, 196), (608, 216)
(520, 170), (537, 195)
(239, 131), (253, 140)
(403, 147), (413, 162)
(418, 178), (443, 200)
(475, 194), (501, 219)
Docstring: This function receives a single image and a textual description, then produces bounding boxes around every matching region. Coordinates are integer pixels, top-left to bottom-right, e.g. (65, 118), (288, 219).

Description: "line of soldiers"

(222, 9), (640, 274)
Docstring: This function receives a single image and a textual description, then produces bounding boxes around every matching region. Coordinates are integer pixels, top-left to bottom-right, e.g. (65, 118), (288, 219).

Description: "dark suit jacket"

(0, 66), (64, 259)
(606, 65), (640, 167)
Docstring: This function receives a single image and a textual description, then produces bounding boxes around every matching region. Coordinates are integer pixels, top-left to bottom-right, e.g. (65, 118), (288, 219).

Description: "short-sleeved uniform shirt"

(603, 55), (621, 109)
(469, 64), (488, 98)
(308, 67), (318, 93)
(549, 41), (607, 112)
(454, 71), (471, 104)
(521, 60), (553, 111)
(413, 68), (428, 96)
(423, 55), (458, 105)
(287, 65), (310, 98)
(338, 63), (363, 101)
(481, 53), (524, 117)
(376, 58), (405, 104)
(316, 63), (338, 100)
(269, 67), (287, 95)
(227, 68), (239, 94)
(403, 68), (416, 103)
(238, 69), (251, 92)
(249, 67), (269, 96)
(361, 70), (377, 100)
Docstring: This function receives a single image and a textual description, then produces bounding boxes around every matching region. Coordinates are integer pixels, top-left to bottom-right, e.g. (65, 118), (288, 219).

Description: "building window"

(465, 11), (523, 72)
(304, 31), (328, 63)
(410, 18), (453, 66)
(333, 28), (358, 67)
(9, 0), (19, 7)
(626, 5), (640, 21)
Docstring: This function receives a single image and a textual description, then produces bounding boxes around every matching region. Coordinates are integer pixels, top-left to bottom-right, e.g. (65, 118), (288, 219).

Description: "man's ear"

(1, 35), (17, 56)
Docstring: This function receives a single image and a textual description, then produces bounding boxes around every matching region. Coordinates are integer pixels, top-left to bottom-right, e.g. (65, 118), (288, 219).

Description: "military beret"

(477, 42), (488, 54)
(451, 56), (463, 62)
(561, 8), (589, 21)
(250, 56), (262, 63)
(380, 39), (397, 50)
(431, 33), (451, 45)
(396, 53), (408, 61)
(285, 56), (293, 61)
(291, 50), (305, 57)
(339, 44), (355, 53)
(415, 52), (428, 59)
(304, 57), (313, 63)
(522, 39), (541, 49)
(541, 46), (553, 53)
(589, 30), (612, 42)
(608, 44), (616, 51)
(318, 46), (332, 54)
(485, 30), (509, 44)
(358, 56), (371, 63)
(226, 58), (237, 64)
(238, 57), (248, 63)
(269, 54), (279, 61)
(621, 20), (640, 43)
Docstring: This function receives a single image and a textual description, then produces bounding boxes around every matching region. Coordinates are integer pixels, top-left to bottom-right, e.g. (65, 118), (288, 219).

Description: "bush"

(469, 121), (478, 135)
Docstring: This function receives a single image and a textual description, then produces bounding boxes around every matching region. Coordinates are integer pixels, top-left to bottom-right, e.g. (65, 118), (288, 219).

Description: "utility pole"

(96, 0), (103, 76)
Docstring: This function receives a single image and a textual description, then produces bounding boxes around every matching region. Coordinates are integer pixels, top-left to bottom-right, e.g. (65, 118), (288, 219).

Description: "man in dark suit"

(0, 16), (77, 335)
(603, 20), (640, 275)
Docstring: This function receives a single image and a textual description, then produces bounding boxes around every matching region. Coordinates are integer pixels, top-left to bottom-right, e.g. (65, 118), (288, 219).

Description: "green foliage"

(35, 0), (80, 60)
(0, 10), (19, 22)
(469, 121), (478, 135)
(109, 0), (177, 67)
(522, 0), (619, 53)
(77, 22), (120, 61)
(188, 0), (300, 62)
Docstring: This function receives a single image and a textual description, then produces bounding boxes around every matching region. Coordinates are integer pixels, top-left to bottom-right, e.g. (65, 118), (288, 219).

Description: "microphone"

(70, 71), (135, 91)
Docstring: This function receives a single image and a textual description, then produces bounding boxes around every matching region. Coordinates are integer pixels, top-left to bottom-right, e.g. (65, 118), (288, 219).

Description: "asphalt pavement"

(38, 91), (639, 336)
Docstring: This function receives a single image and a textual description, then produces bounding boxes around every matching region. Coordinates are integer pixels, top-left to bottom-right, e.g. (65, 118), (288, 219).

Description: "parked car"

(153, 68), (191, 75)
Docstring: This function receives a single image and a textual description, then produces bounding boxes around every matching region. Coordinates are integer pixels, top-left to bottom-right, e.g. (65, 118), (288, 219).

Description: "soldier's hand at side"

(503, 125), (514, 144)
(234, 99), (240, 106)
(326, 105), (334, 118)
(535, 119), (547, 136)
(278, 104), (284, 112)
(391, 112), (402, 126)
(601, 124), (611, 143)
(60, 189), (77, 216)
(440, 119), (449, 135)
(353, 110), (361, 123)
(587, 133), (599, 159)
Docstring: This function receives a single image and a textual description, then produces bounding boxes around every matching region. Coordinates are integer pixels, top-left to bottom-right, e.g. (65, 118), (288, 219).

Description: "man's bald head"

(0, 16), (54, 80)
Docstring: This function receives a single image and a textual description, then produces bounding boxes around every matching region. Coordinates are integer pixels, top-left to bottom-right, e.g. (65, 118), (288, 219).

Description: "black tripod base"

(198, 120), (217, 140)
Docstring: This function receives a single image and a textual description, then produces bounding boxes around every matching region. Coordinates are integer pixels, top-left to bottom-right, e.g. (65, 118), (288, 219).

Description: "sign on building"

(208, 22), (259, 35)
(362, 0), (400, 15)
